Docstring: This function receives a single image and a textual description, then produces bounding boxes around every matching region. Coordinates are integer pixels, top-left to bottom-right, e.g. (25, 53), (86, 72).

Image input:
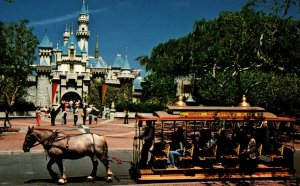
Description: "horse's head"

(23, 126), (38, 152)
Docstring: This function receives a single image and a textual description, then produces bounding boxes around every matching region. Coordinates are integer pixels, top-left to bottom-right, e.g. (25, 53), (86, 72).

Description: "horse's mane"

(34, 128), (57, 132)
(33, 128), (66, 135)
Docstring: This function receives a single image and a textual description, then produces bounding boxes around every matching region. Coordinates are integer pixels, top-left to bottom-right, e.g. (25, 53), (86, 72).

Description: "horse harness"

(30, 130), (97, 153)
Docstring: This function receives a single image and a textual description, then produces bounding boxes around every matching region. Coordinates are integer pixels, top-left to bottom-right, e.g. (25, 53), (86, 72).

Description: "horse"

(22, 126), (113, 184)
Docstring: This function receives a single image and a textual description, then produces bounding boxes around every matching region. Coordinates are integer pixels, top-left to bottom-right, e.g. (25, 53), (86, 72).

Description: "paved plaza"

(0, 115), (136, 153)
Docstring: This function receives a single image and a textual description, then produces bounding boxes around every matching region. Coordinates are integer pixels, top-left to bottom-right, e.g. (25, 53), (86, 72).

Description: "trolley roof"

(137, 106), (295, 122)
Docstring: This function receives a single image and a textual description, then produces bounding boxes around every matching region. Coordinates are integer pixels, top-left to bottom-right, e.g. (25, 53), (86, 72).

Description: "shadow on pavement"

(24, 176), (108, 184)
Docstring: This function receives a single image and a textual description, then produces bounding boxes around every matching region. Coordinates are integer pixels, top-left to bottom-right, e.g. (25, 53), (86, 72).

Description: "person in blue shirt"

(168, 127), (187, 168)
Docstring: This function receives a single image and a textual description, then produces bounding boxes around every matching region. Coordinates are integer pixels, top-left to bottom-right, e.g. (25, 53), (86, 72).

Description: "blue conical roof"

(112, 54), (123, 69)
(61, 32), (82, 55)
(88, 57), (108, 68)
(39, 34), (52, 48)
(81, 0), (88, 14)
(122, 55), (131, 70)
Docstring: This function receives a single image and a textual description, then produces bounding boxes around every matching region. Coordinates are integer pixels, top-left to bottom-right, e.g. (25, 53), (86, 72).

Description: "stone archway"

(61, 91), (82, 108)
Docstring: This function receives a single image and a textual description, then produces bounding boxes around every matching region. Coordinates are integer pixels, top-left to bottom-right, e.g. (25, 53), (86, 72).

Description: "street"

(0, 150), (300, 185)
(0, 150), (135, 185)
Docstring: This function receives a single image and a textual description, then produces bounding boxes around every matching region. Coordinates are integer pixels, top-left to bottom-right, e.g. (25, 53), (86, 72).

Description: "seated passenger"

(199, 132), (216, 158)
(167, 127), (187, 168)
(240, 131), (257, 174)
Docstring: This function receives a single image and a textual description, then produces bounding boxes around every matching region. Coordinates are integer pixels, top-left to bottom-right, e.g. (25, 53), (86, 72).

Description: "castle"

(26, 0), (142, 108)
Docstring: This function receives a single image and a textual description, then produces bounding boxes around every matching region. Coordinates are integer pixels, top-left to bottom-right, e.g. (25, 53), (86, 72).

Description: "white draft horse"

(23, 126), (113, 184)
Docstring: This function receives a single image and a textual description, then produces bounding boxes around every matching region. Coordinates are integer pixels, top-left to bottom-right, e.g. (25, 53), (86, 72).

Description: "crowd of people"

(34, 99), (112, 126)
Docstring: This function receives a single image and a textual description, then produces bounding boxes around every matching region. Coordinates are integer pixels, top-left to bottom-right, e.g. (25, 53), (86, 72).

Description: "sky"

(0, 0), (298, 76)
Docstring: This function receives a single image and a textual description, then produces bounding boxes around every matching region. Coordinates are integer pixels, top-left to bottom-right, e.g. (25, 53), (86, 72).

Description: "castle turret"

(63, 24), (70, 45)
(76, 0), (90, 53)
(38, 31), (53, 66)
(118, 54), (134, 79)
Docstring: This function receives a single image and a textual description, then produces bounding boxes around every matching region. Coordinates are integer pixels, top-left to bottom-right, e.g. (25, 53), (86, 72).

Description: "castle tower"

(37, 32), (52, 107)
(76, 0), (90, 53)
(38, 31), (53, 66)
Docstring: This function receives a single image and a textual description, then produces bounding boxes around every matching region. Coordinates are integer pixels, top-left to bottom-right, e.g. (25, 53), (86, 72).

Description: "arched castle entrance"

(61, 91), (82, 108)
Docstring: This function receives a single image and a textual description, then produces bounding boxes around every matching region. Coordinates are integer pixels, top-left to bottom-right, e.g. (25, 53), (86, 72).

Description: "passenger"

(199, 130), (216, 158)
(167, 127), (187, 168)
(191, 134), (200, 165)
(240, 131), (257, 175)
(134, 120), (155, 168)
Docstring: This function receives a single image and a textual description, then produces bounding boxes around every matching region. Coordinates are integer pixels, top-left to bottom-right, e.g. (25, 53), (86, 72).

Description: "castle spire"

(81, 0), (87, 14)
(95, 35), (99, 59)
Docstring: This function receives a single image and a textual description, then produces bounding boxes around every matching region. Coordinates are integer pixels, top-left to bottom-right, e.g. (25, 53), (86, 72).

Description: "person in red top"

(65, 101), (69, 112)
(36, 107), (41, 126)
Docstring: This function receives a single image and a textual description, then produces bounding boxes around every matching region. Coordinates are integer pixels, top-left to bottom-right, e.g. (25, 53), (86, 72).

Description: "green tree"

(0, 20), (38, 127)
(105, 83), (133, 106)
(141, 72), (176, 105)
(246, 0), (300, 17)
(191, 7), (300, 112)
(139, 3), (300, 114)
(88, 79), (103, 109)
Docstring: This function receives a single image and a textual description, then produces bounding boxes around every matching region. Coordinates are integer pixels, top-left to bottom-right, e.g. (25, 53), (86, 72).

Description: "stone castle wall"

(36, 75), (51, 107)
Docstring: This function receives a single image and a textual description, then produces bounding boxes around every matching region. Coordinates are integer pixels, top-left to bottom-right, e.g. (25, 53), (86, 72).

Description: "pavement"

(0, 115), (137, 154)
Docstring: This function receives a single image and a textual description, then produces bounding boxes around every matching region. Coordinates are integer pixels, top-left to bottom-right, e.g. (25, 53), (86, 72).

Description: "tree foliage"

(104, 83), (133, 107)
(138, 3), (300, 114)
(0, 20), (38, 121)
(88, 79), (103, 109)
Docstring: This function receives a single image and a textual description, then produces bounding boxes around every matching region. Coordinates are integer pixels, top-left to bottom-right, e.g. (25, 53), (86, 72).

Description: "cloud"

(29, 8), (105, 27)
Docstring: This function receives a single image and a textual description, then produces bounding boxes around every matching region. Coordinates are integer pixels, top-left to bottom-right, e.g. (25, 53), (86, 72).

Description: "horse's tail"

(102, 135), (109, 160)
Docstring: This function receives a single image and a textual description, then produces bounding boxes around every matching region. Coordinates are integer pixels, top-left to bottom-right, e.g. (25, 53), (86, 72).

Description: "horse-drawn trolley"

(130, 105), (296, 182)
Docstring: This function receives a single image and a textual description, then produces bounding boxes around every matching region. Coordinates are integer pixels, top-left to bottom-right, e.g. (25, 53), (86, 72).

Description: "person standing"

(64, 110), (67, 125)
(87, 104), (93, 125)
(69, 99), (73, 112)
(4, 107), (12, 128)
(73, 106), (79, 126)
(36, 107), (41, 126)
(134, 120), (155, 168)
(82, 105), (87, 125)
(60, 99), (65, 110)
(61, 109), (66, 125)
(124, 108), (129, 124)
(50, 108), (56, 126)
(64, 100), (69, 112)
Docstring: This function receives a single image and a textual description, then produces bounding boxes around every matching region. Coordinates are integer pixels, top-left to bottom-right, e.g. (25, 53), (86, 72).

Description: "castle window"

(82, 28), (84, 31)
(70, 49), (75, 58)
(70, 64), (74, 73)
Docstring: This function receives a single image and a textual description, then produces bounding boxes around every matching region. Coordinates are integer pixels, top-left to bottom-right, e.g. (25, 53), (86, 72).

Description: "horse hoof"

(58, 178), (67, 184)
(86, 176), (94, 182)
(107, 176), (113, 182)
